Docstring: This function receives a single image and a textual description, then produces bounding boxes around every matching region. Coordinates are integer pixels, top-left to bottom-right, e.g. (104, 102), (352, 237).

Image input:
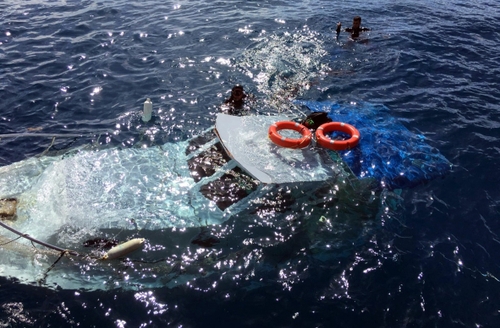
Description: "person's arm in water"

(336, 18), (370, 38)
(344, 27), (370, 32)
(336, 22), (342, 36)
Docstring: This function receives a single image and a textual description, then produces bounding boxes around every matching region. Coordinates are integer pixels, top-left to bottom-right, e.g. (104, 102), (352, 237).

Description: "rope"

(0, 131), (111, 139)
(0, 220), (79, 257)
(0, 234), (22, 246)
(39, 136), (56, 157)
(0, 133), (85, 138)
(38, 250), (68, 285)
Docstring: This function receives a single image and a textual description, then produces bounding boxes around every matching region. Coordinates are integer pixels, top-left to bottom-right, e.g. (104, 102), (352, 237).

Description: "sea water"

(1, 0), (500, 327)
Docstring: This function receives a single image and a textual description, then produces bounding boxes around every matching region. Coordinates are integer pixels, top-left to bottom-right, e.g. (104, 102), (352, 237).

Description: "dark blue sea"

(1, 0), (500, 327)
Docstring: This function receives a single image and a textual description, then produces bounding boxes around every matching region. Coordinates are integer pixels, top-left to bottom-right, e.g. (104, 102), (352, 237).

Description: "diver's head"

(231, 85), (245, 101)
(352, 16), (362, 28)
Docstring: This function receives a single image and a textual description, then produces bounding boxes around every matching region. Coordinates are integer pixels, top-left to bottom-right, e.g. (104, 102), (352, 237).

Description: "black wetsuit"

(345, 27), (370, 38)
(300, 112), (332, 131)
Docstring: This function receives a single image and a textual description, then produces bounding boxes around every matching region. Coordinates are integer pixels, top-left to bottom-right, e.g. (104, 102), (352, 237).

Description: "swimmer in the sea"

(222, 84), (253, 116)
(336, 16), (370, 38)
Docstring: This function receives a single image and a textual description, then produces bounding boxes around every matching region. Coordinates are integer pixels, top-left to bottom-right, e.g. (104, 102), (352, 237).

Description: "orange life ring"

(268, 121), (312, 149)
(316, 122), (360, 151)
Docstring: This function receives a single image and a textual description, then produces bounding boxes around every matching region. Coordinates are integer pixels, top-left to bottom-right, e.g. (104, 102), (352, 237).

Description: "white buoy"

(102, 238), (145, 260)
(142, 98), (153, 122)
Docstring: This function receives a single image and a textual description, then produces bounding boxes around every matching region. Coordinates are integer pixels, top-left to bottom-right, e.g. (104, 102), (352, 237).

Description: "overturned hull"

(1, 115), (342, 240)
(0, 114), (349, 290)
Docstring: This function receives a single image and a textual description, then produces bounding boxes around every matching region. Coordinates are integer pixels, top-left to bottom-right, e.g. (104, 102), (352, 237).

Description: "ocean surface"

(1, 0), (500, 327)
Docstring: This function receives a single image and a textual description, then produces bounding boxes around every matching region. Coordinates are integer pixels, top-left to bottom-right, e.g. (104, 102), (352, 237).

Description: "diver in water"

(300, 112), (332, 131)
(336, 16), (370, 38)
(223, 85), (249, 116)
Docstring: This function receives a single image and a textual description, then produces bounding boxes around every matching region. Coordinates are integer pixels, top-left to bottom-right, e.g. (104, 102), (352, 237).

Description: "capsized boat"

(0, 103), (452, 290)
(0, 113), (353, 290)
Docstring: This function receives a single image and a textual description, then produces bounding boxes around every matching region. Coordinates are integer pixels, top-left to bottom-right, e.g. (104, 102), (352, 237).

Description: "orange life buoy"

(316, 122), (360, 151)
(268, 121), (312, 149)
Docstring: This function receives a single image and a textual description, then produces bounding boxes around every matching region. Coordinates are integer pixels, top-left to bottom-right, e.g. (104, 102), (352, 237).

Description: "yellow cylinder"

(102, 238), (145, 260)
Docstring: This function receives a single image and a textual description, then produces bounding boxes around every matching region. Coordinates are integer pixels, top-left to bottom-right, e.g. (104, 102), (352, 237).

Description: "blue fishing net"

(295, 100), (452, 190)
